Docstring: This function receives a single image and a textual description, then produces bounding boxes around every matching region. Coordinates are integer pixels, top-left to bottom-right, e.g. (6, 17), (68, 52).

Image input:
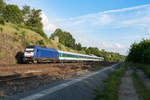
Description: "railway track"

(0, 63), (85, 83)
(0, 74), (37, 83)
(0, 62), (113, 83)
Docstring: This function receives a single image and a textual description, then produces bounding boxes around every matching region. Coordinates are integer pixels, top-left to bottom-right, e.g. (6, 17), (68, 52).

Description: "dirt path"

(119, 70), (139, 100)
(136, 70), (150, 90)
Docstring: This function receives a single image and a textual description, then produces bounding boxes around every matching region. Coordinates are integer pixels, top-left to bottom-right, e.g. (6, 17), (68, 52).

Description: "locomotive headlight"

(24, 48), (34, 57)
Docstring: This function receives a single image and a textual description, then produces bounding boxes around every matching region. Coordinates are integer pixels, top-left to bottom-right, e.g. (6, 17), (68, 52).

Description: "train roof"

(26, 46), (58, 52)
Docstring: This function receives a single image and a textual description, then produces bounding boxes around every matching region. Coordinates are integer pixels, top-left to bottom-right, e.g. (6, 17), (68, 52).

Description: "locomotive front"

(24, 46), (35, 63)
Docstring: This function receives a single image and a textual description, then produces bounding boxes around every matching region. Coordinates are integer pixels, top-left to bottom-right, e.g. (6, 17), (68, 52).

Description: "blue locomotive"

(24, 46), (104, 63)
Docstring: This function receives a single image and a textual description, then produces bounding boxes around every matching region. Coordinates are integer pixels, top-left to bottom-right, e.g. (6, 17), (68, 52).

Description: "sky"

(5, 0), (150, 55)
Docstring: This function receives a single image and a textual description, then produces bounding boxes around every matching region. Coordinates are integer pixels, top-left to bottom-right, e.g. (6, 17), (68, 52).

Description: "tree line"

(50, 29), (125, 62)
(0, 0), (47, 38)
(126, 39), (150, 64)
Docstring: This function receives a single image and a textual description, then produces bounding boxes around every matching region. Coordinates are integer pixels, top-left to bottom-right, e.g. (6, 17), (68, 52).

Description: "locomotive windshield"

(24, 46), (34, 57)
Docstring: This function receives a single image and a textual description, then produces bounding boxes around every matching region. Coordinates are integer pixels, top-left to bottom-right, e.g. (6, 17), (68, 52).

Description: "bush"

(0, 27), (3, 32)
(0, 17), (5, 25)
(13, 38), (19, 42)
(14, 32), (18, 35)
(20, 31), (25, 38)
(36, 40), (45, 46)
(58, 44), (62, 50)
(27, 26), (47, 38)
(127, 39), (150, 64)
(24, 41), (30, 47)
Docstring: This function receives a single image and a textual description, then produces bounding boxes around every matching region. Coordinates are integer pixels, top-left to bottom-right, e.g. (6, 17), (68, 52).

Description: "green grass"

(132, 70), (150, 100)
(0, 23), (84, 53)
(94, 64), (126, 100)
(127, 63), (150, 78)
(94, 65), (104, 70)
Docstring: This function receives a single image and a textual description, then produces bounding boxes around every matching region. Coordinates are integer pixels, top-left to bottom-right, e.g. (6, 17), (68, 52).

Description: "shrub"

(14, 32), (18, 35)
(36, 40), (45, 46)
(13, 38), (19, 42)
(24, 41), (30, 47)
(0, 27), (3, 32)
(27, 26), (47, 38)
(127, 39), (150, 64)
(20, 31), (25, 38)
(0, 17), (5, 25)
(58, 44), (62, 50)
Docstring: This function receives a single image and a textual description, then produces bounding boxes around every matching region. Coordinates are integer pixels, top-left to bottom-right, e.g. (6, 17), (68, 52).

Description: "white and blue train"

(24, 46), (104, 63)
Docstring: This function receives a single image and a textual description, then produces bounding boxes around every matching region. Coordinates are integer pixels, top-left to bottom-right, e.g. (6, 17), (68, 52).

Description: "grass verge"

(128, 63), (150, 78)
(94, 64), (126, 100)
(132, 70), (150, 100)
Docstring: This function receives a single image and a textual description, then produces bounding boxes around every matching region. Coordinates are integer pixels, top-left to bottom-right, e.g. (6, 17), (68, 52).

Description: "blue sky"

(6, 0), (150, 55)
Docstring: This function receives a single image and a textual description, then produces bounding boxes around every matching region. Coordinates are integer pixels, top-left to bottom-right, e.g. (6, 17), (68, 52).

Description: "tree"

(50, 29), (76, 49)
(76, 43), (82, 51)
(127, 39), (150, 64)
(25, 9), (47, 38)
(0, 0), (5, 16)
(3, 5), (23, 24)
(22, 5), (31, 23)
(26, 9), (42, 29)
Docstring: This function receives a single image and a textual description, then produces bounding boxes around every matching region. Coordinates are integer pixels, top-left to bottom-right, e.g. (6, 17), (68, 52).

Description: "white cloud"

(98, 14), (113, 25)
(114, 43), (121, 48)
(41, 12), (57, 36)
(147, 28), (150, 35)
(102, 4), (150, 14)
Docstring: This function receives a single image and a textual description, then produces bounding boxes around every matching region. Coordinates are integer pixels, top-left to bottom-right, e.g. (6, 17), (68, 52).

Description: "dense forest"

(126, 39), (150, 64)
(0, 0), (125, 62)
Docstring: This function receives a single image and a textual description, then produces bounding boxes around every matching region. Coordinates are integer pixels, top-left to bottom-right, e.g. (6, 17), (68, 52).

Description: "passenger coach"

(24, 46), (104, 63)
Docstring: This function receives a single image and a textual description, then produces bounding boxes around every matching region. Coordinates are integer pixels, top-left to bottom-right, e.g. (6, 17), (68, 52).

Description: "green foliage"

(36, 40), (45, 46)
(0, 0), (5, 16)
(50, 28), (125, 62)
(27, 26), (47, 38)
(3, 5), (23, 24)
(14, 32), (18, 35)
(132, 70), (150, 100)
(76, 43), (82, 51)
(22, 5), (30, 23)
(50, 28), (76, 48)
(129, 63), (150, 78)
(13, 38), (19, 42)
(94, 64), (126, 100)
(0, 27), (3, 32)
(0, 17), (5, 25)
(94, 65), (104, 70)
(58, 44), (62, 50)
(22, 7), (47, 38)
(20, 31), (25, 38)
(127, 39), (150, 64)
(24, 41), (30, 47)
(85, 47), (125, 62)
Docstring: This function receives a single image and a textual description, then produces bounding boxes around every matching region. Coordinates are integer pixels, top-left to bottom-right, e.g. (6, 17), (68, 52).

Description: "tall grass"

(128, 63), (150, 78)
(132, 70), (150, 100)
(94, 64), (126, 100)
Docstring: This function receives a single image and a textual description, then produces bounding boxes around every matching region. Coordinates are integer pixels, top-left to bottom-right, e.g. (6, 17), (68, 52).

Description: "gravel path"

(119, 70), (139, 100)
(136, 70), (150, 91)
